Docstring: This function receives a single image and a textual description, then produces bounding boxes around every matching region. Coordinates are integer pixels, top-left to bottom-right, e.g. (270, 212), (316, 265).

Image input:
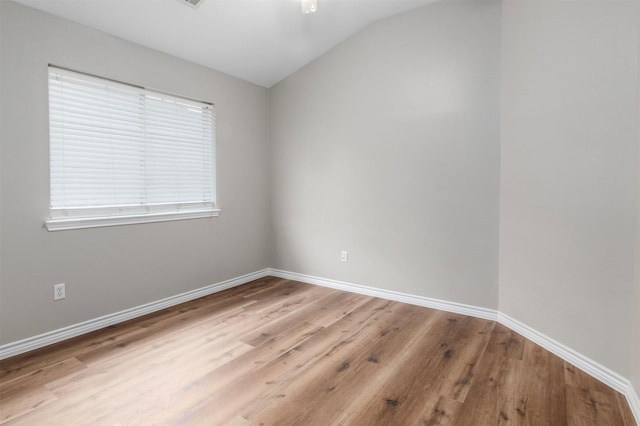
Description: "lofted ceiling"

(12, 0), (439, 88)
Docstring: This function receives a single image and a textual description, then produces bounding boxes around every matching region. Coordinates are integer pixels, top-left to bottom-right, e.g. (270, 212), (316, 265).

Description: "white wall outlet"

(53, 283), (65, 300)
(341, 250), (348, 262)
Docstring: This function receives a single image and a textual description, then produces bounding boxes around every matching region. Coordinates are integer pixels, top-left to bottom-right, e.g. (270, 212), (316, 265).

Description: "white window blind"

(46, 66), (218, 231)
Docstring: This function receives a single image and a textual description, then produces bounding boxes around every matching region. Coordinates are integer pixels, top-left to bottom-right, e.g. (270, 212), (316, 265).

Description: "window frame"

(45, 66), (219, 231)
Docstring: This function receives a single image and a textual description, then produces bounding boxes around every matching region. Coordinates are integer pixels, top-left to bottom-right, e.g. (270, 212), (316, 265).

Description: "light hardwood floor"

(0, 276), (636, 425)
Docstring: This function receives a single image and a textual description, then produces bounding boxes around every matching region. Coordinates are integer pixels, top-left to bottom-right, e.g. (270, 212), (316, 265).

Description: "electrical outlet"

(341, 250), (348, 262)
(53, 283), (65, 300)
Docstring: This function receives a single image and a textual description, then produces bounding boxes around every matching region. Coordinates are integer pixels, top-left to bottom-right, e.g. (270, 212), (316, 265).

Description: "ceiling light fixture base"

(301, 0), (317, 14)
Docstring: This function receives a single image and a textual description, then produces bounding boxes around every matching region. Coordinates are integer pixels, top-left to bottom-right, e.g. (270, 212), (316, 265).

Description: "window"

(46, 66), (218, 231)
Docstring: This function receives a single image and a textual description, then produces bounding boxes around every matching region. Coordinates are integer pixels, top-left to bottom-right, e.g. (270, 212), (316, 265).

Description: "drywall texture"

(0, 1), (270, 344)
(270, 1), (501, 308)
(499, 0), (638, 377)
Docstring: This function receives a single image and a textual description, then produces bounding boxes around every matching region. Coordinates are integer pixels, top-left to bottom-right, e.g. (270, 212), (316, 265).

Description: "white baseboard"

(497, 312), (630, 392)
(627, 382), (640, 426)
(2, 267), (638, 425)
(0, 269), (270, 360)
(500, 314), (639, 424)
(268, 268), (640, 425)
(268, 269), (499, 321)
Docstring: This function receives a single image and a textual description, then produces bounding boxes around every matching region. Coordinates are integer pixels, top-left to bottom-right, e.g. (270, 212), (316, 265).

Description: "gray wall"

(0, 1), (270, 344)
(270, 0), (501, 309)
(0, 0), (4, 331)
(633, 8), (640, 394)
(499, 0), (638, 376)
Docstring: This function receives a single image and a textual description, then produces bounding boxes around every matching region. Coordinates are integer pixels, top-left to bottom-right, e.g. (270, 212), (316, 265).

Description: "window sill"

(45, 209), (221, 231)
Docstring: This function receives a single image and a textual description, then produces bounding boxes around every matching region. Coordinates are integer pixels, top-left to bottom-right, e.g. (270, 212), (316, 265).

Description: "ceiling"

(12, 0), (438, 88)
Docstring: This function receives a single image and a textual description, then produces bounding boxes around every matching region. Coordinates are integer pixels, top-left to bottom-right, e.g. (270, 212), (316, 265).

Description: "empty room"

(1, 0), (639, 424)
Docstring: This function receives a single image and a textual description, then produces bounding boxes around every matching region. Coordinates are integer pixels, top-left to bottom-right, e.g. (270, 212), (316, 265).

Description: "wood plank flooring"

(0, 277), (636, 425)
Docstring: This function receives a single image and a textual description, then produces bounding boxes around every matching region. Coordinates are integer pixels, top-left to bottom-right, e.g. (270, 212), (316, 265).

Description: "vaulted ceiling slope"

(12, 0), (439, 87)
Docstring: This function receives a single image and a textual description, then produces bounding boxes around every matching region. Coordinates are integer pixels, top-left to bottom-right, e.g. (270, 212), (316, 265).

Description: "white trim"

(0, 269), (268, 360)
(627, 382), (640, 425)
(268, 269), (499, 321)
(2, 267), (638, 424)
(45, 209), (221, 231)
(497, 312), (630, 393)
(268, 268), (640, 424)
